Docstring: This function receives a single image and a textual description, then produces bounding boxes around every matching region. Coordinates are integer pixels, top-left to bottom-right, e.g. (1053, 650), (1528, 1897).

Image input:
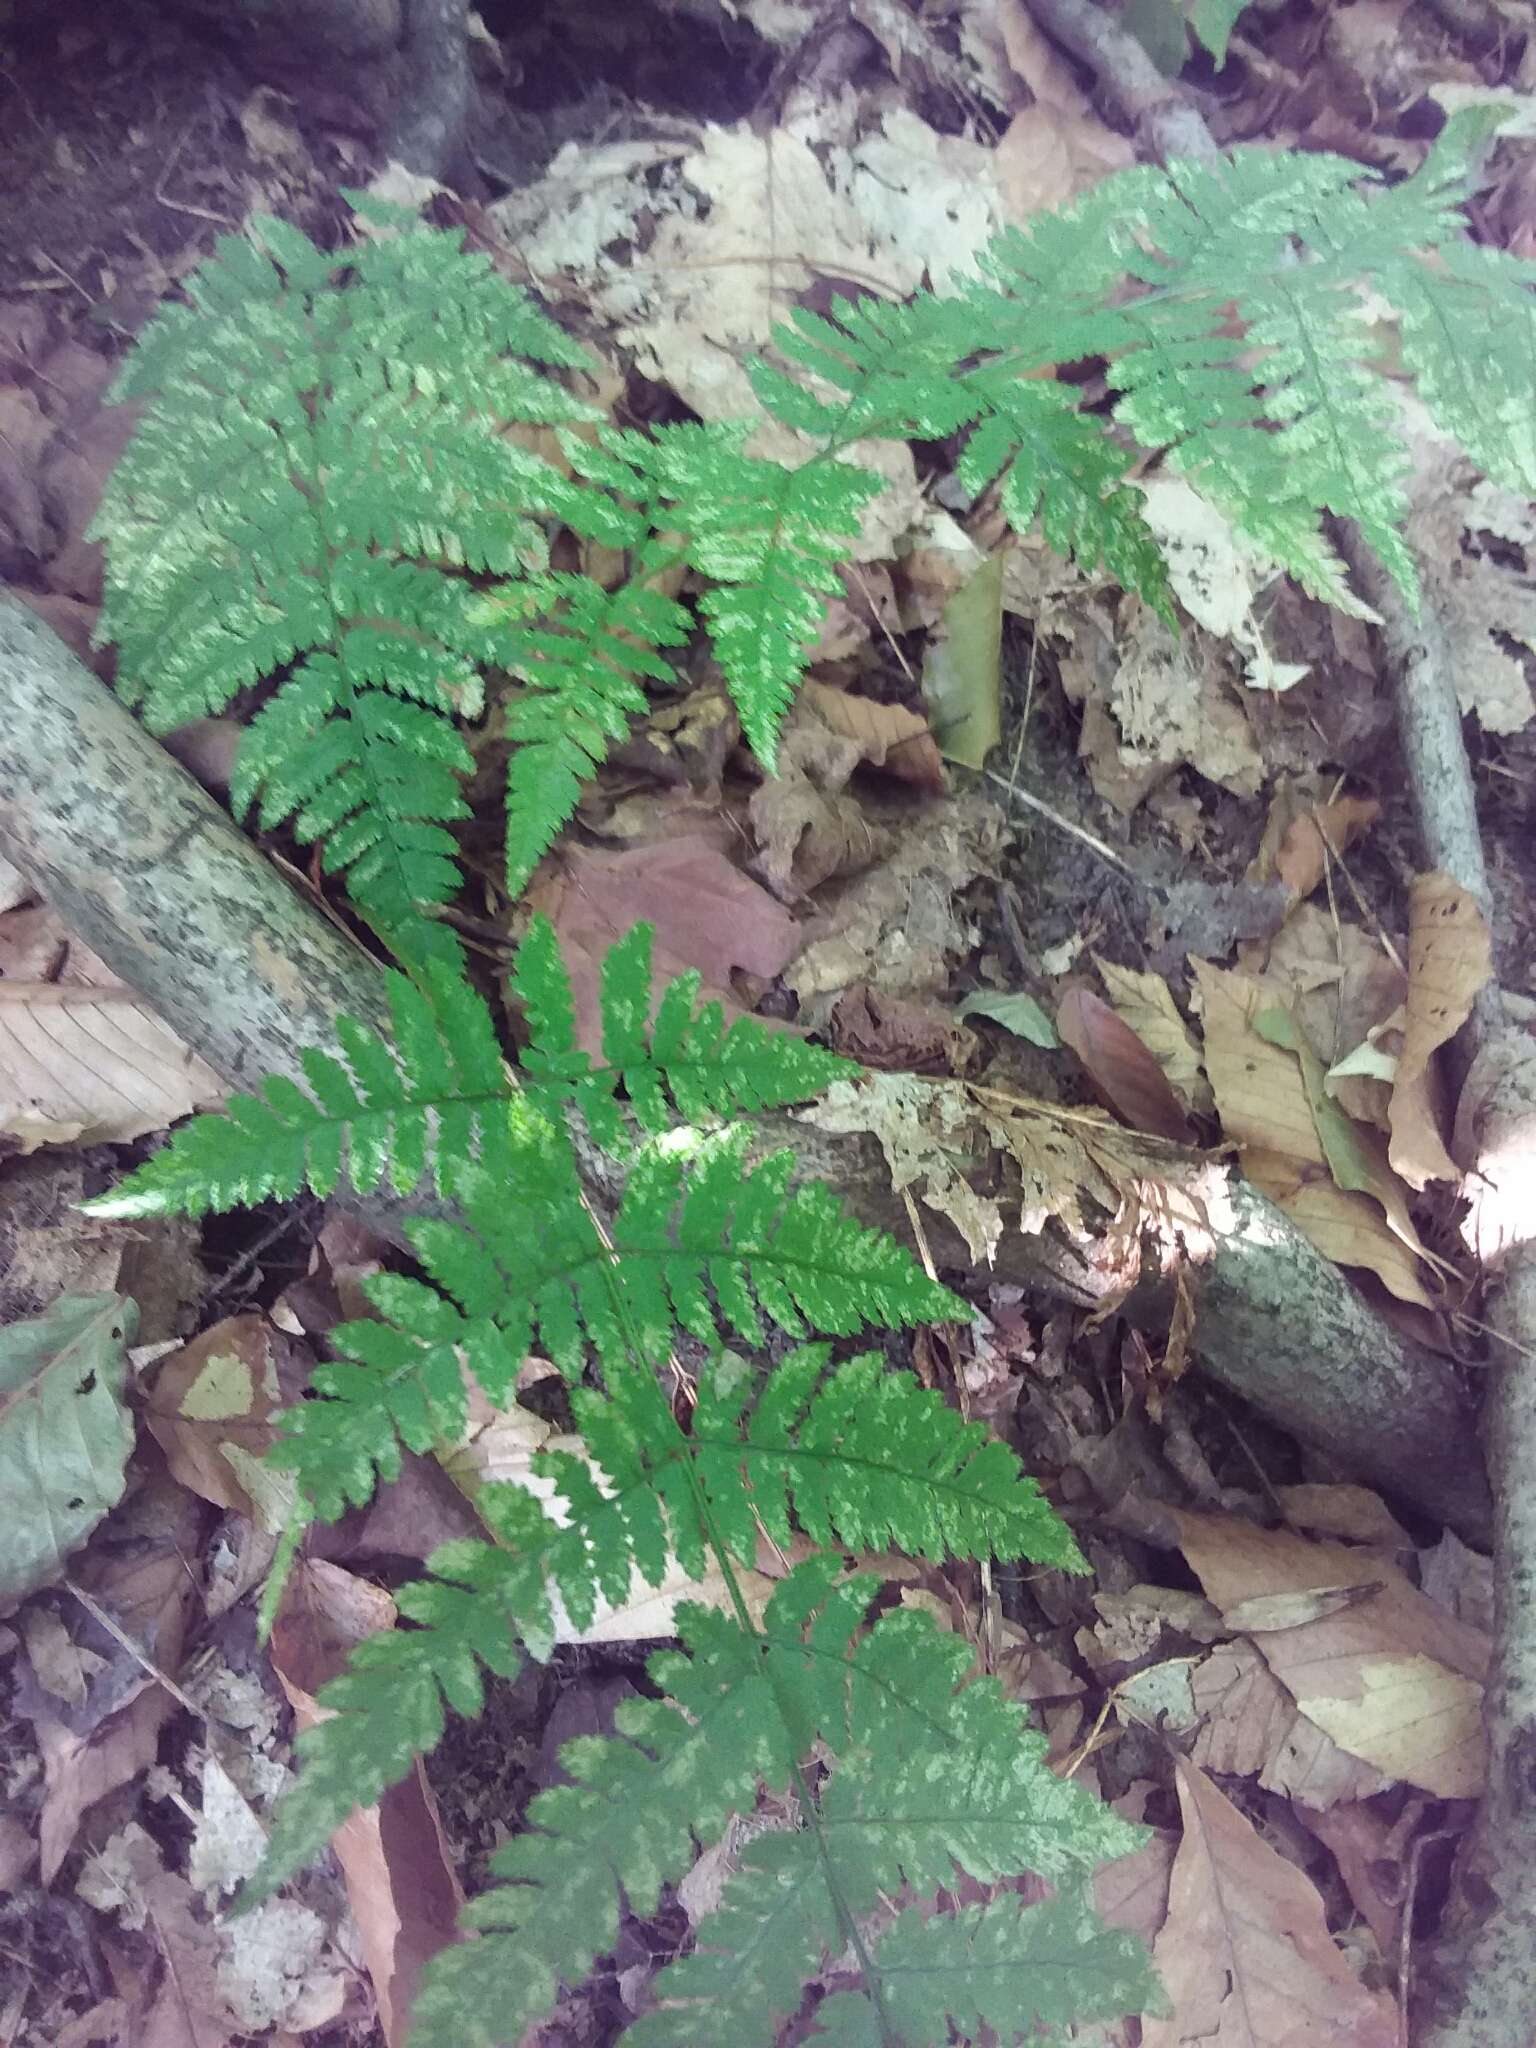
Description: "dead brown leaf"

(0, 982), (225, 1150)
(1058, 984), (1196, 1144)
(1143, 1758), (1400, 2047)
(0, 383), (54, 553)
(827, 985), (978, 1074)
(1387, 871), (1493, 1188)
(22, 1459), (207, 1881)
(270, 1561), (462, 2047)
(529, 836), (805, 1055)
(1094, 958), (1214, 1116)
(1272, 795), (1382, 899)
(1299, 1801), (1405, 1960)
(799, 679), (946, 792)
(1174, 1510), (1489, 1799)
(748, 714), (892, 897)
(144, 1315), (312, 1529)
(993, 0), (1136, 217)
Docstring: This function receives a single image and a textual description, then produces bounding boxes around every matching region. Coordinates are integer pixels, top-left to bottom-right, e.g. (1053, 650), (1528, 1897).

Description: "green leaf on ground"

(0, 1293), (139, 1605)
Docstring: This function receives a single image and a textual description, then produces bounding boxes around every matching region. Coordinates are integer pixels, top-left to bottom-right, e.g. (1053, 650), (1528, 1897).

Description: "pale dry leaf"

(1058, 984), (1196, 1143)
(1095, 957), (1213, 1115)
(801, 1070), (1207, 1264)
(1387, 871), (1493, 1188)
(1143, 1757), (1400, 2047)
(144, 1314), (310, 1529)
(1174, 1510), (1489, 1799)
(1098, 613), (1264, 813)
(20, 1605), (107, 1705)
(0, 983), (224, 1150)
(748, 716), (893, 897)
(1241, 1150), (1434, 1308)
(1277, 1484), (1412, 1550)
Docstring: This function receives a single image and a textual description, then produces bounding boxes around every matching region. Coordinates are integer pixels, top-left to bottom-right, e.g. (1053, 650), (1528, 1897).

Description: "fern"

(84, 124), (1536, 2045)
(251, 1559), (1155, 2048)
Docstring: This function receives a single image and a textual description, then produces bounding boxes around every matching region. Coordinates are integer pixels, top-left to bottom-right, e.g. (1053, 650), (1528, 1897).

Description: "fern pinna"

(87, 119), (1536, 2044)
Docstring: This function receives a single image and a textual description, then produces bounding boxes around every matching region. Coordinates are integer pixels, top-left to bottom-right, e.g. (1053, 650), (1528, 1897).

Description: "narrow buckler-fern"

(85, 123), (1536, 2044)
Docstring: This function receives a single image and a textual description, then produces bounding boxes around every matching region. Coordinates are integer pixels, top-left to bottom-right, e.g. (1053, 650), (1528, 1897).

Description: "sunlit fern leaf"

(93, 211), (599, 941)
(393, 1564), (1145, 2048)
(1387, 239), (1536, 497)
(82, 962), (511, 1219)
(959, 371), (1170, 611)
(511, 916), (855, 1150)
(637, 422), (883, 766)
(497, 556), (692, 895)
(807, 1894), (1163, 2048)
(748, 291), (988, 443)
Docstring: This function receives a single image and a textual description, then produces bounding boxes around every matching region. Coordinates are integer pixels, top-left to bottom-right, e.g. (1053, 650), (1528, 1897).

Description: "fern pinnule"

(83, 961), (511, 1220)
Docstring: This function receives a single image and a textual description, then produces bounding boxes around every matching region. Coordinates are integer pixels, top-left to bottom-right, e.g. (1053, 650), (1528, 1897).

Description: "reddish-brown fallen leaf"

(1057, 983), (1195, 1143)
(1274, 796), (1381, 899)
(529, 836), (805, 1055)
(269, 1561), (462, 2047)
(1388, 872), (1493, 1188)
(1143, 1757), (1400, 2046)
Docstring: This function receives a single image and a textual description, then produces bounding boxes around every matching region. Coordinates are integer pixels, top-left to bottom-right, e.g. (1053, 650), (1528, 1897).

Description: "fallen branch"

(1023, 0), (1217, 161)
(0, 595), (1490, 1537)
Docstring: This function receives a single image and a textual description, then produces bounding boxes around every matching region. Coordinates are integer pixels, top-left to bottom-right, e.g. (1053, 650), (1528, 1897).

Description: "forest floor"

(1, 1), (1535, 2044)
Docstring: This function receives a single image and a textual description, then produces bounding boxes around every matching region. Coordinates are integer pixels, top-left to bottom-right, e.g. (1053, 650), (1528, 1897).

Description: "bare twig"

(1023, 0), (1218, 162)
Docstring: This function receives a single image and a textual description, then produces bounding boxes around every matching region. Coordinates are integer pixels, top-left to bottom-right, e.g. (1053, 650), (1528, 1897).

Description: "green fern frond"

(93, 212), (598, 940)
(512, 916), (853, 1147)
(82, 960), (510, 1218)
(637, 423), (882, 765)
(242, 1346), (1084, 1874)
(410, 1564), (1145, 2048)
(496, 557), (691, 894)
(806, 1895), (1161, 2048)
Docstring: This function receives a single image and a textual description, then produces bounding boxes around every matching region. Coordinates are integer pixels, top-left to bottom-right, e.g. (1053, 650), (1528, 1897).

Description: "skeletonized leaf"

(0, 982), (224, 1150)
(0, 1293), (138, 1607)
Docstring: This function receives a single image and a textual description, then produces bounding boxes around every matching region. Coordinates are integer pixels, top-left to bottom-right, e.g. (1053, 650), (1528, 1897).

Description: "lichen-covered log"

(0, 597), (1490, 1539)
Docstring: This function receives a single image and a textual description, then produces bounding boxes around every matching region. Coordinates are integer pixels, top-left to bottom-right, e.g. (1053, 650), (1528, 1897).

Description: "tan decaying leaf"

(1095, 957), (1213, 1115)
(993, 0), (1136, 217)
(1142, 1758), (1401, 2047)
(1388, 871), (1493, 1188)
(800, 1070), (1209, 1268)
(1058, 984), (1196, 1143)
(144, 1314), (310, 1531)
(0, 982), (224, 1150)
(922, 548), (1004, 770)
(1193, 962), (1437, 1306)
(1276, 1484), (1412, 1550)
(1173, 1510), (1489, 1800)
(271, 1561), (462, 2048)
(799, 679), (946, 791)
(1183, 1640), (1390, 1805)
(748, 714), (895, 897)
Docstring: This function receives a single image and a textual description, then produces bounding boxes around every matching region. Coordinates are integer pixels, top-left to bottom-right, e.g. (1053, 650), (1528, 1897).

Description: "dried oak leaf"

(1387, 871), (1493, 1189)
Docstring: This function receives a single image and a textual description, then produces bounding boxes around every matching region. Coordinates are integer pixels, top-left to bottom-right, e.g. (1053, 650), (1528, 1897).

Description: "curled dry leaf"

(1058, 984), (1196, 1144)
(799, 679), (946, 792)
(748, 713), (893, 897)
(1273, 795), (1382, 900)
(1094, 958), (1212, 1115)
(1143, 1758), (1400, 2048)
(1193, 960), (1439, 1307)
(0, 982), (224, 1151)
(1388, 871), (1493, 1188)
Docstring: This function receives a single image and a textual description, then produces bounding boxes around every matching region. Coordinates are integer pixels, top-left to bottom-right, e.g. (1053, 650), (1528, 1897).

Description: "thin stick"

(980, 768), (1135, 877)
